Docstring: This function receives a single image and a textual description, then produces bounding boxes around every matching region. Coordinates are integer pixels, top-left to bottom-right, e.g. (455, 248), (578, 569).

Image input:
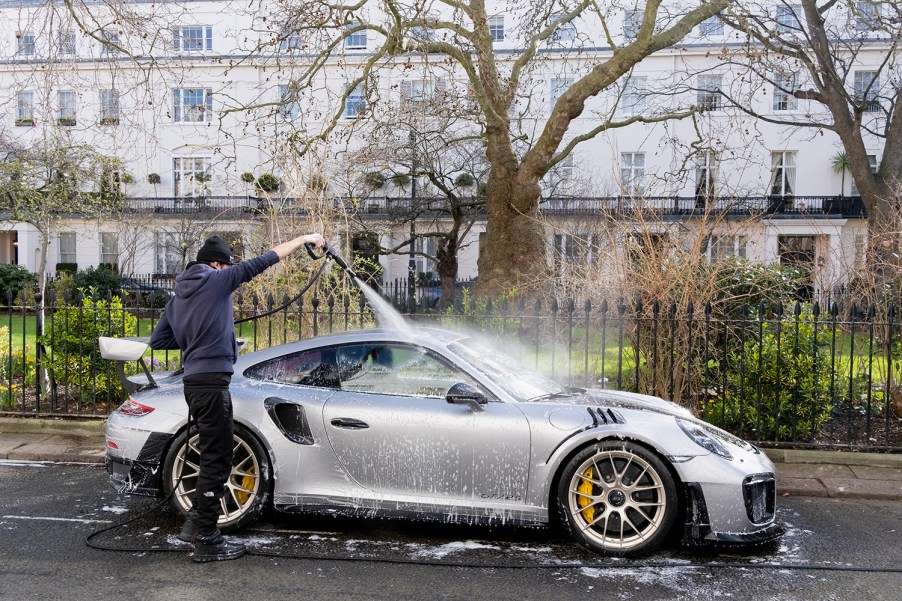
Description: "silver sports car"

(101, 328), (782, 556)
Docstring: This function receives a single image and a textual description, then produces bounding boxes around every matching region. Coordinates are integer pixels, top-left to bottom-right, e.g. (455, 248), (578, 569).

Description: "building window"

(155, 231), (183, 275)
(622, 76), (647, 115)
(278, 85), (301, 120)
(708, 235), (747, 261)
(100, 233), (118, 266)
(101, 31), (120, 56)
(345, 23), (367, 49)
(855, 1), (879, 32)
(57, 32), (76, 56)
(489, 15), (505, 42)
(695, 151), (718, 205)
(550, 78), (573, 109)
(551, 14), (577, 44)
(173, 26), (212, 52)
(400, 79), (438, 105)
(410, 26), (435, 42)
(853, 71), (880, 112)
(699, 16), (723, 36)
(773, 73), (798, 111)
(697, 74), (722, 111)
(100, 90), (120, 125)
(173, 156), (212, 197)
(58, 232), (77, 264)
(344, 84), (366, 118)
(16, 91), (34, 124)
(547, 155), (574, 194)
(770, 151), (796, 196)
(620, 152), (645, 196)
(279, 29), (303, 52)
(624, 9), (642, 40)
(17, 32), (36, 56)
(776, 5), (801, 34)
(553, 233), (596, 268)
(173, 88), (213, 122)
(58, 90), (77, 125)
(850, 154), (878, 195)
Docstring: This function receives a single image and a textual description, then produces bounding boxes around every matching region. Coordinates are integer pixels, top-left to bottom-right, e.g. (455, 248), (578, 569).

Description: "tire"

(557, 440), (677, 557)
(162, 424), (272, 532)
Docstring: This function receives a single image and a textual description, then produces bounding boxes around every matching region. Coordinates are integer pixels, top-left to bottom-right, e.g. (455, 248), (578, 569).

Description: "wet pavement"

(1, 416), (900, 501)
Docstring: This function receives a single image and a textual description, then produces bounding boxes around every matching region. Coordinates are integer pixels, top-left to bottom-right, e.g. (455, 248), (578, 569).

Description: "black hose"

(233, 258), (331, 324)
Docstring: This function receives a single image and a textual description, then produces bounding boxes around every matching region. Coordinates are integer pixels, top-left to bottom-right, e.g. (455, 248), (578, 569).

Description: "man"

(150, 232), (325, 562)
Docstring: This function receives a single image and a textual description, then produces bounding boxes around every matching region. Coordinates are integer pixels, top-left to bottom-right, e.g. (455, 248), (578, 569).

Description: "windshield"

(448, 337), (567, 401)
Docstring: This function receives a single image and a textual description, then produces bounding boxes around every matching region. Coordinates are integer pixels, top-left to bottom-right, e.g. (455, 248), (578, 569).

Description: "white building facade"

(0, 1), (888, 296)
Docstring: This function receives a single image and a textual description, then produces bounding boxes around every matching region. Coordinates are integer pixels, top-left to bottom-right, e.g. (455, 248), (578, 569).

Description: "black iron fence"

(0, 287), (899, 452)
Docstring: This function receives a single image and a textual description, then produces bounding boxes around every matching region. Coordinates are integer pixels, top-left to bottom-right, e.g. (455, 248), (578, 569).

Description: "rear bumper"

(105, 431), (173, 496)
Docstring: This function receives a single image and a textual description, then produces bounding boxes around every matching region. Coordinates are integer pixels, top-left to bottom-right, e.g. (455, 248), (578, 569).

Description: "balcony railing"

(121, 194), (867, 219)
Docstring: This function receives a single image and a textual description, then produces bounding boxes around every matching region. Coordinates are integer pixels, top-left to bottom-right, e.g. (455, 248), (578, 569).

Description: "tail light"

(117, 397), (155, 417)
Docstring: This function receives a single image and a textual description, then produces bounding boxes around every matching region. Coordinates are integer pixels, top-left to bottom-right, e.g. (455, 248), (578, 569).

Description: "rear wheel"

(162, 424), (271, 532)
(557, 440), (677, 556)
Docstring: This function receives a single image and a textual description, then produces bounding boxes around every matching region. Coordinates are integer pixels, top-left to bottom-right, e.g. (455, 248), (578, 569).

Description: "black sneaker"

(178, 510), (198, 544)
(191, 531), (246, 563)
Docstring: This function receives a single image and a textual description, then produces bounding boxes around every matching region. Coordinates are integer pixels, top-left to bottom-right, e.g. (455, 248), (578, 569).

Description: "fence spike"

(813, 301), (820, 316)
(652, 300), (659, 317)
(775, 301), (784, 317)
(794, 301), (802, 317)
(601, 298), (608, 314)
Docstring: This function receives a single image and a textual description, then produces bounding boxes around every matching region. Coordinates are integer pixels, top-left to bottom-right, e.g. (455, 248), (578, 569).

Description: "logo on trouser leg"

(204, 491), (216, 497)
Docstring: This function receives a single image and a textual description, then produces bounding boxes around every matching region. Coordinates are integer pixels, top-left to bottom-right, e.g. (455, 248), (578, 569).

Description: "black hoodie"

(150, 250), (279, 375)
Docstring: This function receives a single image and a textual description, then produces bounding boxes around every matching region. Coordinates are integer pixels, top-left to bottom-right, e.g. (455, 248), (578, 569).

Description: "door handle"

(330, 417), (369, 430)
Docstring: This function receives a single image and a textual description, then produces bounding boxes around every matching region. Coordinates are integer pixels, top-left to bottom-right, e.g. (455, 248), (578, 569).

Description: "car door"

(322, 342), (531, 505)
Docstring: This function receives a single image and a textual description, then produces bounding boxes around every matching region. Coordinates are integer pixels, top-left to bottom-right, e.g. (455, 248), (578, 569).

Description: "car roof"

(234, 327), (470, 368)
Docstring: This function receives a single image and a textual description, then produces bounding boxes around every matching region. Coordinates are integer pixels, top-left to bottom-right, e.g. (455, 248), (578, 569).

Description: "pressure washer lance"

(304, 242), (358, 279)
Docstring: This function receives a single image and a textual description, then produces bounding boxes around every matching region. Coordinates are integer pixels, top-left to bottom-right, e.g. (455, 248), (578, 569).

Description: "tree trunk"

(862, 179), (901, 285)
(475, 174), (548, 298)
(435, 235), (458, 311)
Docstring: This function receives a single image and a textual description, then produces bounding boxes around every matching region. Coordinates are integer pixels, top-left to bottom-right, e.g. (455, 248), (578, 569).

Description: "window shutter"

(435, 78), (447, 100)
(205, 27), (213, 51)
(173, 89), (181, 121)
(205, 89), (213, 121)
(173, 29), (181, 51)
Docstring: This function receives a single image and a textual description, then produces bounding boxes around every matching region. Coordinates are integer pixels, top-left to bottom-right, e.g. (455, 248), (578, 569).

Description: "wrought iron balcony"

(120, 194), (867, 219)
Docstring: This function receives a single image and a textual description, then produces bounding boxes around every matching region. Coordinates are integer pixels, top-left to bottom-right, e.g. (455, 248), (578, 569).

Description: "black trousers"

(182, 372), (233, 533)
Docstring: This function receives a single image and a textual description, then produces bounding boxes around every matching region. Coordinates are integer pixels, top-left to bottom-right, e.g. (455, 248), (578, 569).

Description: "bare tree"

(231, 0), (732, 296)
(0, 135), (110, 290)
(720, 0), (901, 282)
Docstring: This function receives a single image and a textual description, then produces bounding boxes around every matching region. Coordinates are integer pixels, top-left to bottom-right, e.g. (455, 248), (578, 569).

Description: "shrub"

(454, 173), (475, 187)
(42, 296), (138, 405)
(147, 173), (161, 185)
(256, 172), (280, 193)
(74, 265), (122, 299)
(0, 264), (37, 303)
(363, 171), (386, 189)
(707, 309), (860, 442)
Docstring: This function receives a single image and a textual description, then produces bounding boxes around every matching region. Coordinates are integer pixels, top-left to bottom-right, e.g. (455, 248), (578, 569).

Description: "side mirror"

(445, 382), (488, 412)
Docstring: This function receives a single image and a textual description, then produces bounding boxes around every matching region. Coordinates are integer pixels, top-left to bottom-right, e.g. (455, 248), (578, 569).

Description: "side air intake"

(587, 407), (626, 426)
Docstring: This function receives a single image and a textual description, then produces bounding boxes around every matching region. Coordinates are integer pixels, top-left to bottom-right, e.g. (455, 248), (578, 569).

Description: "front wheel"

(557, 440), (677, 557)
(162, 424), (271, 532)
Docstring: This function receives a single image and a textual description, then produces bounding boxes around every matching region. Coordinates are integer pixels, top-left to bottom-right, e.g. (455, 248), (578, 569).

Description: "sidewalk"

(1, 416), (900, 501)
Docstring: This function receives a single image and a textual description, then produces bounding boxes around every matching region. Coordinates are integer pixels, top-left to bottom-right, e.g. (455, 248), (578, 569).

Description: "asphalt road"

(0, 460), (900, 601)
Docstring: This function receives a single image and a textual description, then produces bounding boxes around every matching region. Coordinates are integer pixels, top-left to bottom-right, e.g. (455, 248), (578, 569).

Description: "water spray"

(304, 242), (358, 279)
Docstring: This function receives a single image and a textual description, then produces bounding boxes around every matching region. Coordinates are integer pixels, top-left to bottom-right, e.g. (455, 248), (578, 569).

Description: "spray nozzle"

(304, 242), (358, 279)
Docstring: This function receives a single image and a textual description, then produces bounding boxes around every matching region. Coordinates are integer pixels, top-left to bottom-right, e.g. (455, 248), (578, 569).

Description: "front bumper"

(682, 477), (784, 545)
(105, 431), (173, 497)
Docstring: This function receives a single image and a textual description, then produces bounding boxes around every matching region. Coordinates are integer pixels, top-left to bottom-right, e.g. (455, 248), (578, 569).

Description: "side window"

(336, 343), (483, 399)
(245, 348), (340, 389)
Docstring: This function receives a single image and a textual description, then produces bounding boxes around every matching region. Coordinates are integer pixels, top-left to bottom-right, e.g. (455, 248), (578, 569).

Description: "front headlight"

(676, 418), (733, 459)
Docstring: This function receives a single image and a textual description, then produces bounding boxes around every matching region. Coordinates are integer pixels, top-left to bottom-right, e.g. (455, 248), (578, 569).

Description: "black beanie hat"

(196, 236), (234, 265)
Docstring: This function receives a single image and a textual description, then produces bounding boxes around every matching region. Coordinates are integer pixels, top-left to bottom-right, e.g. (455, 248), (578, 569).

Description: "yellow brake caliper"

(577, 467), (595, 522)
(235, 466), (256, 505)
